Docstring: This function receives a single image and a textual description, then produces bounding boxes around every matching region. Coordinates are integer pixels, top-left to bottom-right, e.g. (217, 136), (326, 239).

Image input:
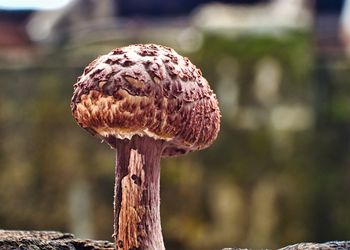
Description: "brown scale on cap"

(71, 44), (220, 156)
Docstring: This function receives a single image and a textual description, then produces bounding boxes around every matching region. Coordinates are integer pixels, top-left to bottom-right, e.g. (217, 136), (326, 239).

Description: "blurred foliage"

(1, 30), (350, 250)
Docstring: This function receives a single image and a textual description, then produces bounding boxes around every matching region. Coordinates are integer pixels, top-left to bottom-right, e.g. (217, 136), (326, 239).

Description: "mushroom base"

(114, 135), (165, 250)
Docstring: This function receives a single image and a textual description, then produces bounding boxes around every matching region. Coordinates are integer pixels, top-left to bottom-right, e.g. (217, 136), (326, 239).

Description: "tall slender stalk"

(113, 135), (165, 250)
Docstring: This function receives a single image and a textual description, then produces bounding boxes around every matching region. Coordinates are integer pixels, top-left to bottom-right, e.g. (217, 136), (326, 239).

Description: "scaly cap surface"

(71, 44), (220, 156)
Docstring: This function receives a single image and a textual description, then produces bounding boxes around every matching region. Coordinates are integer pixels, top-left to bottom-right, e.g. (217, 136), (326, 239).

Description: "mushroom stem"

(114, 135), (165, 250)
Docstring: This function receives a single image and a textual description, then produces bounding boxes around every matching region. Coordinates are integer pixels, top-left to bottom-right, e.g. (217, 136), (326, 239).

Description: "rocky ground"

(1, 230), (349, 250)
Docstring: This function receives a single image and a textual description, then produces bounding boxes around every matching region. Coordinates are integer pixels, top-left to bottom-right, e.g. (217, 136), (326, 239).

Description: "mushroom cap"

(71, 44), (220, 156)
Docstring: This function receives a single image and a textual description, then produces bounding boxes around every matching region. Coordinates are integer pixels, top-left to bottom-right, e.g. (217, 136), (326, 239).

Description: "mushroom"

(71, 44), (220, 250)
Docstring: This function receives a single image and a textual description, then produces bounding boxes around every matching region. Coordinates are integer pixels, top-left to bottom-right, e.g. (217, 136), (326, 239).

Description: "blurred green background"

(1, 0), (350, 249)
